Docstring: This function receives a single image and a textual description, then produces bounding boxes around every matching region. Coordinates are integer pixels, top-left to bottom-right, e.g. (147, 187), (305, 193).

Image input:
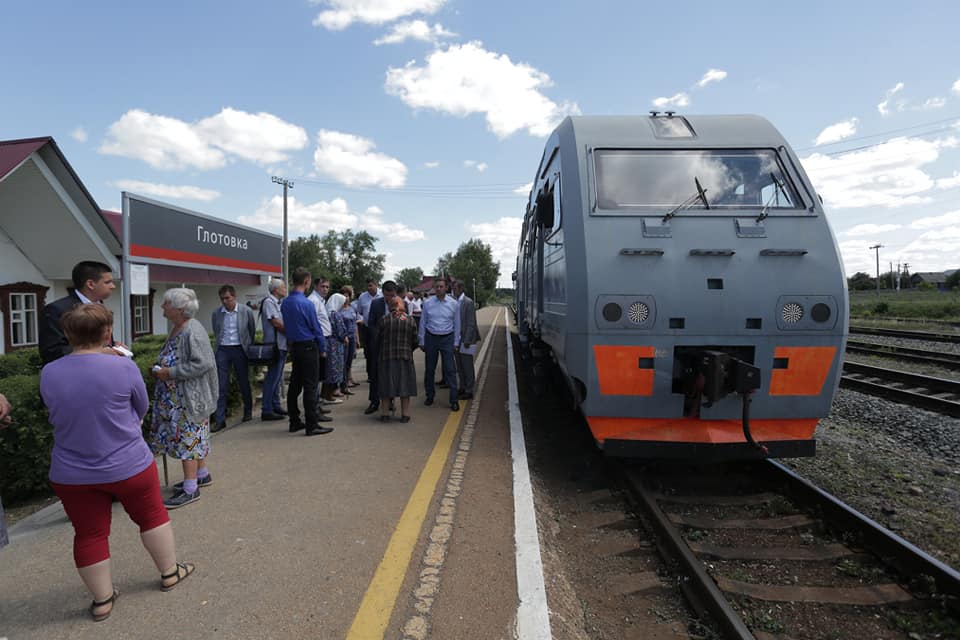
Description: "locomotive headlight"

(602, 303), (623, 322)
(628, 301), (650, 324)
(781, 302), (804, 323)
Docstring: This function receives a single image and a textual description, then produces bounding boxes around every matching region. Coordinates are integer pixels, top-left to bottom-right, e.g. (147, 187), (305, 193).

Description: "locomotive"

(514, 114), (847, 459)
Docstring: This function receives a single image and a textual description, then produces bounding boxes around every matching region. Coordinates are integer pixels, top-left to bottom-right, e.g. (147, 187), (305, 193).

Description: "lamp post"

(870, 244), (883, 297)
(473, 277), (477, 303)
(271, 176), (294, 280)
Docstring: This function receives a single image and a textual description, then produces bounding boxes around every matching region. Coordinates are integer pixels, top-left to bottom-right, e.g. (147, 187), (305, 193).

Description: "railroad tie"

(714, 576), (913, 606)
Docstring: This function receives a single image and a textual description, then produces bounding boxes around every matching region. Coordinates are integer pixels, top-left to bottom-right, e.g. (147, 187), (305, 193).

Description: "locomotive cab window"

(593, 149), (803, 213)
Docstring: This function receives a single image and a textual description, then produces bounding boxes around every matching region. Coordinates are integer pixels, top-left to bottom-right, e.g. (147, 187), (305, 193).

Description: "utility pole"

(870, 244), (883, 296)
(271, 176), (294, 281)
(903, 263), (910, 289)
(889, 261), (894, 290)
(473, 277), (477, 303)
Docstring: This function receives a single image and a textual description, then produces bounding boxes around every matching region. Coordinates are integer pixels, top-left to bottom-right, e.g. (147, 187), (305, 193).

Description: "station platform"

(0, 306), (543, 639)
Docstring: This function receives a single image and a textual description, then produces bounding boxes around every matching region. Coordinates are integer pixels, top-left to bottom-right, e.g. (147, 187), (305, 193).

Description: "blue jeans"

(262, 348), (286, 414)
(423, 332), (457, 405)
(215, 346), (252, 422)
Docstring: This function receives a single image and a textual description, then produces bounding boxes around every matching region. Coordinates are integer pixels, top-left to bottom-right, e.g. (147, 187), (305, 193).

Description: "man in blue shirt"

(280, 267), (333, 436)
(419, 277), (461, 411)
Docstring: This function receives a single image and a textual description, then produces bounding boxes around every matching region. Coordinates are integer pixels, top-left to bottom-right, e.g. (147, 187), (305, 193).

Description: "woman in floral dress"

(321, 293), (349, 401)
(149, 288), (218, 510)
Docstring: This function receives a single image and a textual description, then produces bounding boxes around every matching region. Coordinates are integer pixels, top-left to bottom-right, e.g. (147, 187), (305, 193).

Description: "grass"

(849, 289), (960, 322)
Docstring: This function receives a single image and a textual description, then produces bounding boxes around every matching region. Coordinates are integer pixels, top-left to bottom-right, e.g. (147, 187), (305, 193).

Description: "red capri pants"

(51, 461), (170, 568)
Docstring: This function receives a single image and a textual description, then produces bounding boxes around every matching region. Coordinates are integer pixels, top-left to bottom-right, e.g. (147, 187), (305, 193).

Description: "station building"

(0, 136), (281, 354)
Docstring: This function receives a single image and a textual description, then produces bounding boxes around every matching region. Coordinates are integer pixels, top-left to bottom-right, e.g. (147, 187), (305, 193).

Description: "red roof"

(0, 137), (50, 181)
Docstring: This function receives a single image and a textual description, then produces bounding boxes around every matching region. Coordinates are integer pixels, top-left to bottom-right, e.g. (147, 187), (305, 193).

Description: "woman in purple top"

(40, 304), (194, 622)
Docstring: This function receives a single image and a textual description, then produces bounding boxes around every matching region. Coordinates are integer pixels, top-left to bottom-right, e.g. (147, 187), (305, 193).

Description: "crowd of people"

(0, 259), (482, 622)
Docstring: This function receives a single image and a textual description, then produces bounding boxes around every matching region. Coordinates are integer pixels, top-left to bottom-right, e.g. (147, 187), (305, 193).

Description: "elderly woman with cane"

(149, 287), (218, 509)
(39, 304), (194, 622)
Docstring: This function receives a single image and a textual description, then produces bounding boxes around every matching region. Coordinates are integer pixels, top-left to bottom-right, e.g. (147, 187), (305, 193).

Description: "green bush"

(0, 374), (52, 503)
(0, 349), (42, 378)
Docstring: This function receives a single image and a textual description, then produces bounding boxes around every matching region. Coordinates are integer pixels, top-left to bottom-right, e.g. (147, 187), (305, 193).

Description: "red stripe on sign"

(130, 244), (280, 273)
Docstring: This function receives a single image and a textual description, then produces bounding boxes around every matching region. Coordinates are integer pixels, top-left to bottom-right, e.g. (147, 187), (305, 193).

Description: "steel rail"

(850, 326), (960, 344)
(846, 340), (960, 371)
(841, 362), (960, 417)
(618, 465), (756, 640)
(763, 460), (960, 601)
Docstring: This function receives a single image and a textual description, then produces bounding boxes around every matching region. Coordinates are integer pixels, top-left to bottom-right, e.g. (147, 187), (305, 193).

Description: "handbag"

(245, 298), (278, 366)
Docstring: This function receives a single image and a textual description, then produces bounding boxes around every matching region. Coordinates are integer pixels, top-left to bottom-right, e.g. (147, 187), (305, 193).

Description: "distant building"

(910, 271), (949, 291)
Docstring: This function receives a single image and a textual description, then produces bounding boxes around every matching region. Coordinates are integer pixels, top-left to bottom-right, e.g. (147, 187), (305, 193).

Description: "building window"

(10, 293), (38, 346)
(131, 290), (155, 338)
(0, 282), (49, 354)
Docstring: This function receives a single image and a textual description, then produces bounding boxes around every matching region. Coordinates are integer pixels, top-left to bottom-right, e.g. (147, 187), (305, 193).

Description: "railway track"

(850, 326), (960, 344)
(840, 361), (960, 417)
(846, 339), (960, 371)
(619, 459), (960, 639)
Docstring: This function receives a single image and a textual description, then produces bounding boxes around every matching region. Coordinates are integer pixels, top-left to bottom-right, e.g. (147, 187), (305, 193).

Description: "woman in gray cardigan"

(150, 288), (218, 509)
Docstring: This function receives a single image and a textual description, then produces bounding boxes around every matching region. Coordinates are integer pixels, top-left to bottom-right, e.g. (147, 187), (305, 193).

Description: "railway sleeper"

(715, 576), (913, 606)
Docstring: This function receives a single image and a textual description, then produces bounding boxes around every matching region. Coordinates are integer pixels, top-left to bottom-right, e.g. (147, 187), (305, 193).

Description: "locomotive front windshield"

(594, 149), (803, 212)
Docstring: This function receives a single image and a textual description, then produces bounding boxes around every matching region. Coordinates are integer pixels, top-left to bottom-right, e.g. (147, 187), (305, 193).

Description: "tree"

(437, 239), (500, 305)
(947, 270), (960, 291)
(287, 230), (384, 292)
(847, 272), (875, 291)
(395, 267), (424, 290)
(434, 252), (453, 279)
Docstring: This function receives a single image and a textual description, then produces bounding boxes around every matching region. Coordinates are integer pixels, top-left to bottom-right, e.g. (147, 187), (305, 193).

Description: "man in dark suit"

(363, 280), (398, 415)
(452, 281), (480, 399)
(38, 261), (117, 365)
(211, 284), (257, 432)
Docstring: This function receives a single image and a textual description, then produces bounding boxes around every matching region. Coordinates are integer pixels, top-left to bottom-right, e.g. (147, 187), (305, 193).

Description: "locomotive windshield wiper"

(756, 173), (786, 223)
(662, 176), (710, 223)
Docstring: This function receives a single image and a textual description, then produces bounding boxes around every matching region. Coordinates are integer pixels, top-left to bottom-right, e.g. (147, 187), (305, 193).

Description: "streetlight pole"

(870, 244), (883, 297)
(473, 277), (477, 303)
(271, 176), (294, 280)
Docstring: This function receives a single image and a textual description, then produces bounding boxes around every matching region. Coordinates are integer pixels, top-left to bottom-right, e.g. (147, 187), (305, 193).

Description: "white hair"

(163, 287), (200, 318)
(268, 278), (286, 294)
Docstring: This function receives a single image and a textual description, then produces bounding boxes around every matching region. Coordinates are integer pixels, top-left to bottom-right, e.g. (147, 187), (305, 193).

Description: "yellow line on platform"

(346, 407), (464, 639)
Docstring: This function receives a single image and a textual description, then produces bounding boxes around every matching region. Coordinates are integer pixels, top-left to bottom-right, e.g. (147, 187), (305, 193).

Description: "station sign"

(122, 193), (281, 275)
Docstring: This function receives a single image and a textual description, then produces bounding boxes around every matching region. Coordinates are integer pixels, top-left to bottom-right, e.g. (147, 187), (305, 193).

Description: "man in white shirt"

(308, 278), (338, 406)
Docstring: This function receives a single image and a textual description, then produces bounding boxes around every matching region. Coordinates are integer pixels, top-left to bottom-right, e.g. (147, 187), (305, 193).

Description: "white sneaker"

(323, 398), (344, 404)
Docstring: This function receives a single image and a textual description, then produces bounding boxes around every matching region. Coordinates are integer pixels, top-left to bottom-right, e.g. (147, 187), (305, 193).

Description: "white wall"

(0, 226), (50, 299)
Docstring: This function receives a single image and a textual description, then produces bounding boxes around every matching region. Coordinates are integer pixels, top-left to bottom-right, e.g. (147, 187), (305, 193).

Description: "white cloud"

(652, 93), (690, 109)
(877, 82), (905, 116)
(195, 108), (307, 164)
(463, 159), (488, 172)
(100, 109), (226, 170)
(100, 108), (306, 170)
(952, 78), (960, 95)
(114, 179), (221, 201)
(467, 216), (522, 286)
(814, 118), (859, 146)
(239, 195), (424, 241)
(696, 69), (727, 88)
(935, 172), (960, 190)
(312, 129), (408, 187)
(841, 223), (902, 236)
(374, 19), (456, 45)
(312, 0), (445, 30)
(385, 41), (580, 138)
(896, 226), (960, 271)
(424, 161), (440, 168)
(71, 127), (88, 143)
(909, 209), (960, 230)
(800, 136), (949, 208)
(919, 97), (946, 110)
(514, 182), (532, 195)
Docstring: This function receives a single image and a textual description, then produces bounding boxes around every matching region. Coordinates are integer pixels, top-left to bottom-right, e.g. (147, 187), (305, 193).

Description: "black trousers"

(288, 341), (320, 427)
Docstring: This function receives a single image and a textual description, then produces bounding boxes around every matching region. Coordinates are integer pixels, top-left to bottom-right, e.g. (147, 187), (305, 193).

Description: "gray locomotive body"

(515, 114), (848, 458)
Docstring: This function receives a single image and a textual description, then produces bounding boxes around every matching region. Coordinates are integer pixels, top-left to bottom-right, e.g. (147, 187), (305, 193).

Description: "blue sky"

(3, 0), (959, 286)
